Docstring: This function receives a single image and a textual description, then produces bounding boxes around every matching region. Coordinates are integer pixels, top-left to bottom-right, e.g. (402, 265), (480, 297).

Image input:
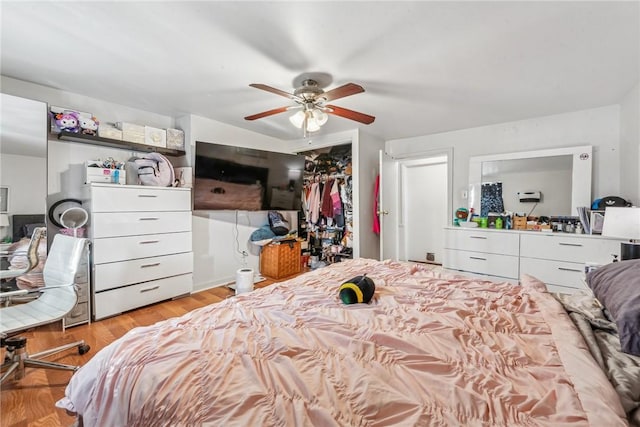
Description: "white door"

(379, 150), (398, 260)
(380, 150), (451, 264)
(400, 158), (448, 264)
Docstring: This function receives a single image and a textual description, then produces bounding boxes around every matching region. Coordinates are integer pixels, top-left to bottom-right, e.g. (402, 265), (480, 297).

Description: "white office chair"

(0, 233), (91, 384)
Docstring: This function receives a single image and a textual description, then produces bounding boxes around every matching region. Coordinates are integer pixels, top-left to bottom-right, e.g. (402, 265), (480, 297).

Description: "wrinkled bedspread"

(554, 292), (640, 426)
(57, 259), (627, 426)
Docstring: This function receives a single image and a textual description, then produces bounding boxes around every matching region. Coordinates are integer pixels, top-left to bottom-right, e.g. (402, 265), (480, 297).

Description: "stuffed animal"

(339, 274), (376, 304)
(79, 116), (99, 136)
(55, 112), (80, 133)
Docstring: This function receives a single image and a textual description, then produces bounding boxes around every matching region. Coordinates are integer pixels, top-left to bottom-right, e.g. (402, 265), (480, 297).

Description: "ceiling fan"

(244, 77), (375, 136)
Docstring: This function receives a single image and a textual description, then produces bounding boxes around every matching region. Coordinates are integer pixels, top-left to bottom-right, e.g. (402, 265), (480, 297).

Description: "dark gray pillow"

(587, 259), (640, 356)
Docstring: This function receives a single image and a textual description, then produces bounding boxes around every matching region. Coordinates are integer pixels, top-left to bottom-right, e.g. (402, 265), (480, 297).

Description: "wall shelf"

(55, 132), (186, 156)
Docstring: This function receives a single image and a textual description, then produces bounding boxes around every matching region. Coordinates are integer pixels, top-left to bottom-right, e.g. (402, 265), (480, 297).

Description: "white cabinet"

(444, 227), (624, 293)
(519, 233), (622, 293)
(84, 183), (193, 320)
(443, 228), (520, 280)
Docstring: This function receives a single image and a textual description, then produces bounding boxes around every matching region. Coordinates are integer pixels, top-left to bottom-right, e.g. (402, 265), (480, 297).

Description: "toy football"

(339, 275), (375, 304)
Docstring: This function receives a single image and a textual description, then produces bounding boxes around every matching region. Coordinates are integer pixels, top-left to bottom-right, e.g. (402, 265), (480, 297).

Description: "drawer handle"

(140, 263), (160, 268)
(139, 240), (159, 244)
(140, 285), (160, 293)
(138, 194), (158, 198)
(469, 236), (487, 240)
(559, 243), (583, 247)
(469, 256), (487, 261)
(558, 267), (582, 273)
(139, 217), (159, 221)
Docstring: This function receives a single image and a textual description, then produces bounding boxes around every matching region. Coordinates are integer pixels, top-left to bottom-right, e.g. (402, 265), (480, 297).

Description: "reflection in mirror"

(482, 155), (573, 217)
(468, 145), (592, 219)
(0, 93), (48, 243)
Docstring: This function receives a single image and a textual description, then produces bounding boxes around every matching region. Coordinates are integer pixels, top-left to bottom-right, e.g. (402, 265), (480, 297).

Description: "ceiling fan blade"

(249, 83), (302, 101)
(244, 106), (293, 121)
(319, 83), (365, 102)
(326, 105), (375, 125)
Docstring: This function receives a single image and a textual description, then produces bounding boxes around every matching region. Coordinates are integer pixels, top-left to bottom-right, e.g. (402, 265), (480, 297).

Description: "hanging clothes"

(321, 178), (334, 218)
(373, 174), (380, 235)
(309, 182), (321, 224)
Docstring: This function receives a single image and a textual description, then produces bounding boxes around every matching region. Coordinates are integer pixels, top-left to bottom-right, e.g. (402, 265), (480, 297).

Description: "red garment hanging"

(373, 174), (380, 234)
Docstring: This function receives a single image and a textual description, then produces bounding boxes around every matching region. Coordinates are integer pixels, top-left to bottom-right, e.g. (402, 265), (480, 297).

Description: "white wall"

(386, 105), (621, 214)
(620, 83), (640, 205)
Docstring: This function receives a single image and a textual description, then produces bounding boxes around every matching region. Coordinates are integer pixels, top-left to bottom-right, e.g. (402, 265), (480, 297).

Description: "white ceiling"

(1, 1), (638, 142)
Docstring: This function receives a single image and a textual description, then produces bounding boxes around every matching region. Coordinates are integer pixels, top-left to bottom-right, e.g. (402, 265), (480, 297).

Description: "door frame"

(380, 147), (453, 261)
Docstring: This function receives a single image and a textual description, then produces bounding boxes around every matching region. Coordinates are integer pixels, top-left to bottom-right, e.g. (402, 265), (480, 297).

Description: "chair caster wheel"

(78, 344), (90, 355)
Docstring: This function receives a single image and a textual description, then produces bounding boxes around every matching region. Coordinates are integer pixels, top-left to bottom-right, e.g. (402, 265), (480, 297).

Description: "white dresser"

(443, 228), (520, 283)
(83, 183), (193, 320)
(444, 227), (623, 293)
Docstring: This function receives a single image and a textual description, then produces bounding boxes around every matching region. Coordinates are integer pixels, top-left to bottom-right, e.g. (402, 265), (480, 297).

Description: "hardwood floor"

(0, 278), (282, 427)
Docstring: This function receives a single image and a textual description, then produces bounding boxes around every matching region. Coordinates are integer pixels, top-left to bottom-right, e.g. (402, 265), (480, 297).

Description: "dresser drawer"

(444, 229), (519, 256)
(93, 273), (192, 320)
(93, 232), (192, 264)
(89, 185), (191, 213)
(520, 234), (622, 264)
(94, 252), (193, 292)
(443, 249), (519, 279)
(520, 257), (588, 290)
(91, 211), (191, 238)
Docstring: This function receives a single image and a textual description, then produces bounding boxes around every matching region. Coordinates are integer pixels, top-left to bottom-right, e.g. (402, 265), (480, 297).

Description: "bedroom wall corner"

(619, 82), (640, 205)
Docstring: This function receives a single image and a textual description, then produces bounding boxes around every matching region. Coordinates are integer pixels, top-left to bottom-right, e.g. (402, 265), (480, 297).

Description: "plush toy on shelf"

(55, 111), (80, 133)
(79, 116), (99, 136)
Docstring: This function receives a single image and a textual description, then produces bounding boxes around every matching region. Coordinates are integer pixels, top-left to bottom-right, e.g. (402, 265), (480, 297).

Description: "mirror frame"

(468, 145), (593, 217)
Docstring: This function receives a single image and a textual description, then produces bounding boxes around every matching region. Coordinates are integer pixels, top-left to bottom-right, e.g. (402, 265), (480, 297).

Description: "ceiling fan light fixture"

(289, 110), (306, 128)
(312, 109), (328, 126)
(305, 115), (321, 132)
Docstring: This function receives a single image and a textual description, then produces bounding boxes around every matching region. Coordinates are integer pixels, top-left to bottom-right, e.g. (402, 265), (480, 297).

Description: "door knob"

(377, 210), (389, 216)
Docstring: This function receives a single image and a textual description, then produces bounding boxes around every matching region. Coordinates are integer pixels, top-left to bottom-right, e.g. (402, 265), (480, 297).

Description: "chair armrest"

(0, 289), (29, 298)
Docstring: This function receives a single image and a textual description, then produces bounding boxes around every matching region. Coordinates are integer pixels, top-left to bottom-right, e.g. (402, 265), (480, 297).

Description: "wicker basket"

(260, 240), (301, 279)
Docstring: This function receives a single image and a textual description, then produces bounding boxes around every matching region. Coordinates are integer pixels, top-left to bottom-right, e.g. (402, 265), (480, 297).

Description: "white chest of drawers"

(444, 227), (624, 293)
(519, 233), (622, 293)
(443, 228), (520, 281)
(83, 184), (193, 320)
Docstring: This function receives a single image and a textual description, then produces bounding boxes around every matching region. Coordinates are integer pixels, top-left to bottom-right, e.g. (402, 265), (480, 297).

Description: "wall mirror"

(468, 145), (592, 218)
(0, 93), (48, 243)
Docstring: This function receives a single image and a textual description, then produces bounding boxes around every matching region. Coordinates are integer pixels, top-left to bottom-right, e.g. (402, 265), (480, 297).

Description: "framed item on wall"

(0, 186), (8, 213)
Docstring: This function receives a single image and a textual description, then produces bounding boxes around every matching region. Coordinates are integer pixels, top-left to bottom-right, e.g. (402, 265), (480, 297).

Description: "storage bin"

(166, 128), (185, 150)
(85, 166), (126, 184)
(115, 122), (145, 144)
(260, 240), (301, 279)
(144, 126), (167, 148)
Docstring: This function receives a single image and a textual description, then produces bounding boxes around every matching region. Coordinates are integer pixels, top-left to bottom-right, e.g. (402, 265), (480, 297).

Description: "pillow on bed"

(587, 259), (640, 356)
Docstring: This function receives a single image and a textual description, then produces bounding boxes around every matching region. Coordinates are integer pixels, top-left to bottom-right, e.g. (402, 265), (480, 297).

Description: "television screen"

(194, 141), (305, 211)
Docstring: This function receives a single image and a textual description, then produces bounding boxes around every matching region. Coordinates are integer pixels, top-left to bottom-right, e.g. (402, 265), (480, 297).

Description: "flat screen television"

(194, 141), (305, 211)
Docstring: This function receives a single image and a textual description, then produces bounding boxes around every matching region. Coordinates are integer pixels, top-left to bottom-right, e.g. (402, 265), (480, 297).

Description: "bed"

(56, 258), (639, 426)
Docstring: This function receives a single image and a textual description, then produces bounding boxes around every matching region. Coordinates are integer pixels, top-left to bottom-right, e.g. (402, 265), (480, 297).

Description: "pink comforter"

(57, 259), (627, 426)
